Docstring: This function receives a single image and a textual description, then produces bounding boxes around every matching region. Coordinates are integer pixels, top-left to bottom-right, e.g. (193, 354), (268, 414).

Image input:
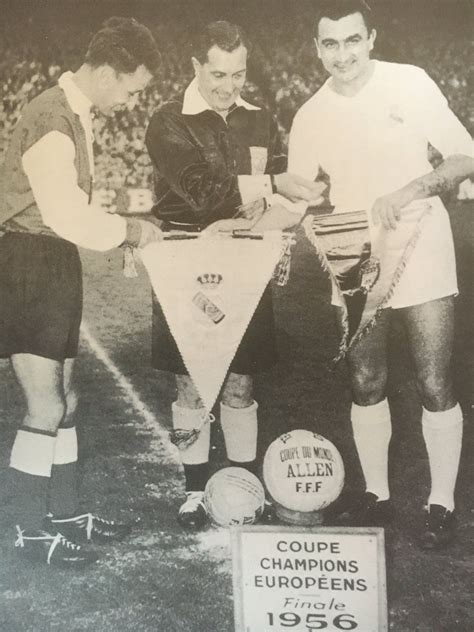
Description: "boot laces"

(15, 526), (82, 564)
(51, 512), (115, 540)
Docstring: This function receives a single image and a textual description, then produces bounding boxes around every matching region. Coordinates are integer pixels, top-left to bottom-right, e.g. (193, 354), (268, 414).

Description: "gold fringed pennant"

(304, 203), (432, 361)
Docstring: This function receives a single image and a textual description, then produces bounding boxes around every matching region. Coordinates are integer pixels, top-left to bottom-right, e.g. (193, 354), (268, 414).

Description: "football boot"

(15, 525), (98, 567)
(419, 504), (456, 550)
(177, 491), (208, 529)
(260, 499), (278, 524)
(47, 512), (131, 543)
(325, 491), (394, 527)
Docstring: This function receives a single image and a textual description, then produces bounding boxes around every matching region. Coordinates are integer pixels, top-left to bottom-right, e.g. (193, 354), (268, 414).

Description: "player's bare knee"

(221, 374), (253, 408)
(417, 375), (455, 411)
(25, 398), (66, 433)
(176, 391), (202, 409)
(176, 375), (202, 409)
(351, 368), (387, 406)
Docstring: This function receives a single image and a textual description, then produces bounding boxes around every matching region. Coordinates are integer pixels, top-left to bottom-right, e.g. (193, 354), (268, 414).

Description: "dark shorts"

(0, 232), (82, 361)
(152, 284), (278, 375)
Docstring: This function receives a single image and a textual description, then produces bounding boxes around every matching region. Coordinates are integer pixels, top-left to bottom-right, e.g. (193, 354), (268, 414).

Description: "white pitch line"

(80, 321), (180, 465)
(81, 320), (228, 554)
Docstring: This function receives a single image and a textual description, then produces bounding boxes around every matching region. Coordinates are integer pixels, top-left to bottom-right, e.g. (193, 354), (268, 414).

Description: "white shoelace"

(50, 512), (114, 540)
(15, 526), (81, 564)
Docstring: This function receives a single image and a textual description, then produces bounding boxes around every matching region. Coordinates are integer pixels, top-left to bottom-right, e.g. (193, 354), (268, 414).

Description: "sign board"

(232, 525), (387, 632)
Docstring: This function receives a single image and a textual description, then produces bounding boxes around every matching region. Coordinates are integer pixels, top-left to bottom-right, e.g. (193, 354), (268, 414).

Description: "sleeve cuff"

(266, 193), (308, 216)
(237, 175), (272, 205)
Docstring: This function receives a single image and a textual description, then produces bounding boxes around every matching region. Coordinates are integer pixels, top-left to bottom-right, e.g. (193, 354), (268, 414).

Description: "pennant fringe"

(273, 232), (297, 286)
(303, 205), (432, 362)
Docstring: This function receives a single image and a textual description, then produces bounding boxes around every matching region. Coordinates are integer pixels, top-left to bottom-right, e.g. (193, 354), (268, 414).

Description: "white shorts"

(331, 198), (458, 309)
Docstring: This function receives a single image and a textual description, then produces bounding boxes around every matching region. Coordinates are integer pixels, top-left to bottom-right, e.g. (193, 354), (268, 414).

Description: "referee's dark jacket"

(145, 78), (287, 229)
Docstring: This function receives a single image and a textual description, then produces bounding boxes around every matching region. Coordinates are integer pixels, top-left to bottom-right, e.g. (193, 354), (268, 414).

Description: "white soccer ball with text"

(204, 467), (266, 527)
(263, 430), (344, 512)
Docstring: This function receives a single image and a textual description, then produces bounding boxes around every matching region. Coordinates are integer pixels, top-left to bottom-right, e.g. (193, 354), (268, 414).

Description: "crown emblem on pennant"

(197, 273), (223, 289)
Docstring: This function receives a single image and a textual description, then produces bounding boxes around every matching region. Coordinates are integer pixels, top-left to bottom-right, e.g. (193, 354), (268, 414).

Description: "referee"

(0, 18), (163, 567)
(145, 21), (324, 530)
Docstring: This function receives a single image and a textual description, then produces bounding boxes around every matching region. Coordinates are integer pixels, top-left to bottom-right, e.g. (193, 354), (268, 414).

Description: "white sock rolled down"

(10, 428), (56, 477)
(351, 398), (392, 501)
(172, 402), (210, 465)
(422, 403), (463, 512)
(53, 427), (78, 465)
(220, 400), (258, 462)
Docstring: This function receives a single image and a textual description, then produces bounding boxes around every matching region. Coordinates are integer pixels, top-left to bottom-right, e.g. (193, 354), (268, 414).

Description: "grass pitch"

(0, 201), (472, 632)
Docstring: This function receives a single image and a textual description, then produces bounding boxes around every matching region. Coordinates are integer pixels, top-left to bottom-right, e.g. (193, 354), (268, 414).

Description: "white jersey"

(289, 60), (473, 308)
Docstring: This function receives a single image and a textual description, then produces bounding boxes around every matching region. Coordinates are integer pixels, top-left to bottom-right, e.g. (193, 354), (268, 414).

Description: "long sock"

(351, 399), (392, 501)
(49, 426), (79, 517)
(220, 401), (258, 463)
(422, 403), (463, 512)
(183, 463), (210, 492)
(9, 427), (56, 530)
(172, 402), (211, 492)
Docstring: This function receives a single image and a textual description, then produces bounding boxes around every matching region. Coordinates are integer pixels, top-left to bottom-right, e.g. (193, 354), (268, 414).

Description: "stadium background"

(0, 1), (472, 631)
(1, 0), (473, 188)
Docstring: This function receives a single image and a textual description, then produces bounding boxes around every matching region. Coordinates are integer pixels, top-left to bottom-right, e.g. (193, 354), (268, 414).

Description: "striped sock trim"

(19, 426), (57, 438)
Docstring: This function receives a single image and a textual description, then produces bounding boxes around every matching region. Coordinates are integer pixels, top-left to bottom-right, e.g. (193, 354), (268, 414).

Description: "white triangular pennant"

(140, 232), (284, 412)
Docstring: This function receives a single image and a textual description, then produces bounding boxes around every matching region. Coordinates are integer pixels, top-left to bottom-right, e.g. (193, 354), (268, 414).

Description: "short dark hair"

(85, 17), (161, 75)
(313, 0), (373, 37)
(192, 20), (249, 64)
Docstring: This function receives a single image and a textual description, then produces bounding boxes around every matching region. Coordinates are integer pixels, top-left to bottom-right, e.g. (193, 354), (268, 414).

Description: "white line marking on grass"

(81, 321), (226, 558)
(80, 321), (179, 465)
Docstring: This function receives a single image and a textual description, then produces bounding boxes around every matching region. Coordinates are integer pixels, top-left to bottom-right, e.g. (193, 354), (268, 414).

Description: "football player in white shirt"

(289, 0), (473, 549)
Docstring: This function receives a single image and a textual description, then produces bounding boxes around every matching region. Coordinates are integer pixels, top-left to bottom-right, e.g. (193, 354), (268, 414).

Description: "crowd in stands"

(1, 1), (472, 191)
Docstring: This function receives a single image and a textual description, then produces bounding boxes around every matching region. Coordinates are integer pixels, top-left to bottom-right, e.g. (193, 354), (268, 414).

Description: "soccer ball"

(204, 467), (266, 527)
(263, 430), (345, 513)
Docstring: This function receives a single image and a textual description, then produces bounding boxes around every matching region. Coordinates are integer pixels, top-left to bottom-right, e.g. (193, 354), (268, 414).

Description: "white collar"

(182, 77), (260, 115)
(58, 71), (92, 118)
